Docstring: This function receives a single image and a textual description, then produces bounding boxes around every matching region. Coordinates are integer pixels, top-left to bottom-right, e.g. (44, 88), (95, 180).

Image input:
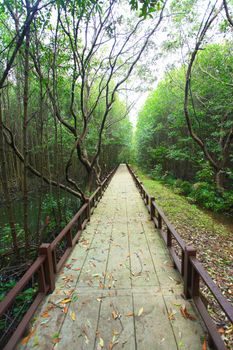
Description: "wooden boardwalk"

(18, 165), (207, 350)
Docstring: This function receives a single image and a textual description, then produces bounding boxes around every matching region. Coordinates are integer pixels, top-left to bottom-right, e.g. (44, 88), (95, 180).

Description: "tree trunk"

(0, 97), (19, 258)
(23, 26), (30, 255)
(215, 170), (225, 193)
(86, 170), (95, 193)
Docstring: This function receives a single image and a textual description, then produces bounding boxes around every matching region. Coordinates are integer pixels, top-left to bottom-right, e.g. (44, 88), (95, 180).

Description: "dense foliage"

(136, 43), (233, 213)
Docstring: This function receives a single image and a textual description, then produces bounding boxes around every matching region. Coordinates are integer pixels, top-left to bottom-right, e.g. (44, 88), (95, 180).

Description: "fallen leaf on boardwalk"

(125, 311), (134, 317)
(180, 306), (196, 320)
(52, 332), (60, 338)
(138, 307), (144, 317)
(63, 306), (68, 314)
(112, 330), (119, 336)
(41, 319), (49, 325)
(168, 311), (175, 321)
(225, 324), (233, 335)
(62, 276), (74, 283)
(84, 335), (89, 344)
(65, 289), (75, 296)
(52, 337), (61, 344)
(52, 332), (61, 344)
(72, 294), (78, 302)
(81, 239), (89, 247)
(217, 327), (225, 335)
(108, 341), (114, 350)
(92, 273), (101, 277)
(70, 311), (76, 321)
(60, 298), (72, 304)
(64, 264), (72, 269)
(41, 311), (50, 318)
(108, 339), (119, 350)
(33, 334), (39, 346)
(21, 328), (36, 344)
(99, 337), (104, 348)
(112, 310), (118, 320)
(173, 303), (181, 307)
(202, 337), (207, 350)
(47, 304), (55, 311)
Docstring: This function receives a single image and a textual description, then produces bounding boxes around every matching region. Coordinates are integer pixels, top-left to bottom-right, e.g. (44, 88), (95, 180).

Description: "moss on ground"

(136, 169), (231, 237)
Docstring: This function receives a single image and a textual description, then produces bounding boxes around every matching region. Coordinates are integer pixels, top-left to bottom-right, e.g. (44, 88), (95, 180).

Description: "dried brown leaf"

(21, 328), (36, 344)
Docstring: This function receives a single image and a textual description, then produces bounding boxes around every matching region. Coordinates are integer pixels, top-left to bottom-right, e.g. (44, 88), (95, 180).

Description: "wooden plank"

(128, 218), (159, 288)
(96, 293), (135, 350)
(133, 292), (178, 350)
(55, 291), (101, 350)
(163, 295), (206, 350)
(77, 223), (113, 289)
(18, 293), (67, 350)
(106, 223), (131, 290)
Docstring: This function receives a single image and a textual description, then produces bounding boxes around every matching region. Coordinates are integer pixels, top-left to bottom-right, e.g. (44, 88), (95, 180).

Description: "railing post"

(150, 197), (155, 220)
(100, 184), (103, 198)
(52, 249), (57, 273)
(95, 194), (97, 206)
(140, 182), (143, 196)
(38, 265), (47, 293)
(167, 227), (172, 248)
(39, 243), (55, 293)
(142, 188), (145, 199)
(66, 229), (73, 248)
(78, 214), (83, 231)
(86, 198), (91, 221)
(191, 266), (199, 297)
(183, 245), (196, 299)
(158, 213), (162, 229)
(181, 250), (185, 276)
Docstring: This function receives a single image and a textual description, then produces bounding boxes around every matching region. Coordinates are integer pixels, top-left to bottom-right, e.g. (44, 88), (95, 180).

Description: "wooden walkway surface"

(18, 164), (207, 350)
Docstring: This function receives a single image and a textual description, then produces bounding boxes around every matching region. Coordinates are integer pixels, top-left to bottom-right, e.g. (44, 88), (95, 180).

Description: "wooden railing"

(0, 166), (117, 350)
(126, 164), (233, 350)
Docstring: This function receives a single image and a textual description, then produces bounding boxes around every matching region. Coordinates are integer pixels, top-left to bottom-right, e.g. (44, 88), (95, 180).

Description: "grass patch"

(136, 169), (231, 237)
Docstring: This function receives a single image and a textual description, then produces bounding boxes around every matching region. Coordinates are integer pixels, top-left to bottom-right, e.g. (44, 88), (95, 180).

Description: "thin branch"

(223, 0), (233, 27)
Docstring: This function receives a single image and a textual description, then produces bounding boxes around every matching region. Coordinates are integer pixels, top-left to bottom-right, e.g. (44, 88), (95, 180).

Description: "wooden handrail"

(0, 255), (46, 315)
(50, 203), (88, 250)
(190, 256), (233, 322)
(151, 200), (186, 250)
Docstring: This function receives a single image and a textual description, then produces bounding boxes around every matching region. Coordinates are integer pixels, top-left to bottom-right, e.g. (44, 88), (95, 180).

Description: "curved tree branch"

(223, 0), (233, 27)
(184, 3), (222, 171)
(3, 123), (84, 200)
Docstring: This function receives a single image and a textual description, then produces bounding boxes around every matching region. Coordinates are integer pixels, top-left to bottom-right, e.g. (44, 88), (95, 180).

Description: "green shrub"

(0, 224), (24, 254)
(191, 182), (232, 212)
(195, 163), (214, 183)
(150, 164), (163, 179)
(162, 172), (176, 187)
(222, 191), (233, 212)
(175, 179), (192, 195)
